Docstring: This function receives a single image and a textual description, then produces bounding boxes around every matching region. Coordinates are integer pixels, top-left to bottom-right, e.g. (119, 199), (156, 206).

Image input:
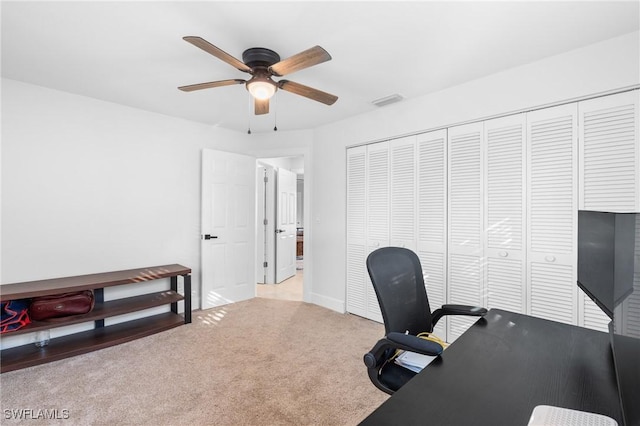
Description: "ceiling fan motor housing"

(242, 47), (280, 68)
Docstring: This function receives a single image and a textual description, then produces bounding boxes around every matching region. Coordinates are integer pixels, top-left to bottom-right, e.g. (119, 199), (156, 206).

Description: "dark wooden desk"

(360, 309), (622, 425)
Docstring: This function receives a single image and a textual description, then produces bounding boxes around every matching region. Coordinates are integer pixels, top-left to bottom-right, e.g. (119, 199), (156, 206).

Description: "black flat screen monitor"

(577, 210), (639, 426)
(577, 211), (635, 319)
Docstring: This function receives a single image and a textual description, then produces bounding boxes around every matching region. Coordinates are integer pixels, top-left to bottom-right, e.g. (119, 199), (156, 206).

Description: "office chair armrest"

(363, 332), (443, 369)
(387, 332), (443, 356)
(432, 304), (488, 327)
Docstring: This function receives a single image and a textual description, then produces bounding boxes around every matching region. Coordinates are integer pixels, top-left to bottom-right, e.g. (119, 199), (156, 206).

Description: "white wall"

(1, 78), (251, 312)
(310, 31), (640, 312)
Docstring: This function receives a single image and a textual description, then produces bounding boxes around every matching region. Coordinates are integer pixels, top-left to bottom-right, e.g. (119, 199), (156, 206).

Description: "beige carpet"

(0, 298), (388, 425)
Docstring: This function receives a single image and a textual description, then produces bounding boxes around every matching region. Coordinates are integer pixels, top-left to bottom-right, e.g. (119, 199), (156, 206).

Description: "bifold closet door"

(447, 122), (484, 341)
(390, 136), (417, 251)
(484, 114), (527, 314)
(526, 103), (578, 325)
(416, 129), (448, 339)
(345, 142), (388, 323)
(578, 90), (640, 331)
(346, 146), (367, 318)
(365, 142), (390, 322)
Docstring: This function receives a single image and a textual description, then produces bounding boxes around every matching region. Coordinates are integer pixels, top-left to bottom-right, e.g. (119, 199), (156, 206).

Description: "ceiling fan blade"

(255, 98), (269, 115)
(178, 79), (245, 92)
(269, 46), (331, 77)
(278, 80), (338, 105)
(183, 36), (252, 73)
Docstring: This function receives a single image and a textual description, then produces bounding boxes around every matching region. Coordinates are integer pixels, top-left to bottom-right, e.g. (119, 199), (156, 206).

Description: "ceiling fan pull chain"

(273, 93), (278, 132)
(247, 93), (252, 134)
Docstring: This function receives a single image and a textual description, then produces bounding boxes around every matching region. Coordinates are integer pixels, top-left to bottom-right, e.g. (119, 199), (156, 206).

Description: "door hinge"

(264, 176), (268, 183)
(263, 219), (268, 225)
(263, 262), (268, 268)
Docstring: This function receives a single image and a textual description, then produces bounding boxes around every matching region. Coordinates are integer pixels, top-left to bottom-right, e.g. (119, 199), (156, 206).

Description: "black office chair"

(363, 246), (487, 394)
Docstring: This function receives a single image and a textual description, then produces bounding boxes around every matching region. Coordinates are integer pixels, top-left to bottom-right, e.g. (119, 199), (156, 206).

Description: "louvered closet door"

(390, 136), (417, 251)
(484, 114), (527, 314)
(448, 122), (484, 341)
(366, 141), (390, 322)
(578, 90), (640, 331)
(346, 146), (367, 318)
(527, 104), (578, 325)
(417, 129), (448, 339)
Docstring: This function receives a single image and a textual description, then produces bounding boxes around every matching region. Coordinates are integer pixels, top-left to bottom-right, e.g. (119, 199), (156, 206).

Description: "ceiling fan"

(178, 36), (338, 115)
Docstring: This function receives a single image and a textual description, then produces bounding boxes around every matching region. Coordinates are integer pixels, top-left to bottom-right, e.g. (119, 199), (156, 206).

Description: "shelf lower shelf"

(4, 290), (184, 336)
(1, 312), (185, 373)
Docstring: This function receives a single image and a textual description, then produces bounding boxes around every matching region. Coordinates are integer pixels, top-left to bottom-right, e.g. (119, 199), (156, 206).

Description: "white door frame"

(252, 149), (310, 301)
(256, 164), (276, 284)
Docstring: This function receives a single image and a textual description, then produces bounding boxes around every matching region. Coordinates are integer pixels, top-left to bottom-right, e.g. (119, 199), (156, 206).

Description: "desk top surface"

(360, 309), (622, 426)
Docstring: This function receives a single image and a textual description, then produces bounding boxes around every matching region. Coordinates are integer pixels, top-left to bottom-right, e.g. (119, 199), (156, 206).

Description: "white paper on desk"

(394, 351), (437, 373)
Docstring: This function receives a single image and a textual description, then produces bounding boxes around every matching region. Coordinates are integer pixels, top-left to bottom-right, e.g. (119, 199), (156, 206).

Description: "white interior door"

(447, 122), (484, 341)
(578, 91), (639, 331)
(346, 146), (367, 318)
(390, 136), (417, 251)
(526, 103), (578, 325)
(416, 129), (448, 339)
(484, 114), (527, 315)
(275, 168), (296, 283)
(366, 142), (389, 323)
(201, 149), (256, 309)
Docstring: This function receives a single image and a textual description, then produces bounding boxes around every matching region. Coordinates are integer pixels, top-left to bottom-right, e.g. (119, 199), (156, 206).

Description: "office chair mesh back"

(366, 247), (434, 335)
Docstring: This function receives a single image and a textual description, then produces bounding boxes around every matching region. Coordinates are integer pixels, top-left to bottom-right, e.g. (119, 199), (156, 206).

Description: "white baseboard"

(310, 292), (345, 313)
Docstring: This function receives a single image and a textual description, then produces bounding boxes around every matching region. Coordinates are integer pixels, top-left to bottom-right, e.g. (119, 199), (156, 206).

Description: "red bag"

(30, 290), (95, 321)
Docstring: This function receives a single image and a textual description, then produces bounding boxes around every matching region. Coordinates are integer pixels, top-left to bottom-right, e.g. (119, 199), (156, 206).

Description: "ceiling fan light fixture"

(247, 78), (277, 100)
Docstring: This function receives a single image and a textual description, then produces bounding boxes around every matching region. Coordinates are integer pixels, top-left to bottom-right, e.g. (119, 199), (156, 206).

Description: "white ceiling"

(2, 1), (638, 134)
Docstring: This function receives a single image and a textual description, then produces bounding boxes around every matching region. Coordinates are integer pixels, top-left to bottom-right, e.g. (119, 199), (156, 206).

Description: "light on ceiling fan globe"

(248, 81), (276, 100)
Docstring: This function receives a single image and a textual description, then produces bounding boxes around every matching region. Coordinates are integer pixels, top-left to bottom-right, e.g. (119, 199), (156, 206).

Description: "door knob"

(275, 229), (285, 233)
(203, 234), (218, 240)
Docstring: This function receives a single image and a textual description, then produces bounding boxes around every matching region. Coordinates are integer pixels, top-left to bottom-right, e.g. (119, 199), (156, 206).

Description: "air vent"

(371, 94), (404, 107)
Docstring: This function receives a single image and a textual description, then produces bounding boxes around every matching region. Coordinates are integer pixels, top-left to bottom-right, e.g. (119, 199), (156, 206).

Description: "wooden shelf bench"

(0, 264), (191, 373)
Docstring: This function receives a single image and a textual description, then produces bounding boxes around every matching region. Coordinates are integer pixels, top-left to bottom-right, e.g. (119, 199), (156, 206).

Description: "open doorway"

(256, 156), (304, 301)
